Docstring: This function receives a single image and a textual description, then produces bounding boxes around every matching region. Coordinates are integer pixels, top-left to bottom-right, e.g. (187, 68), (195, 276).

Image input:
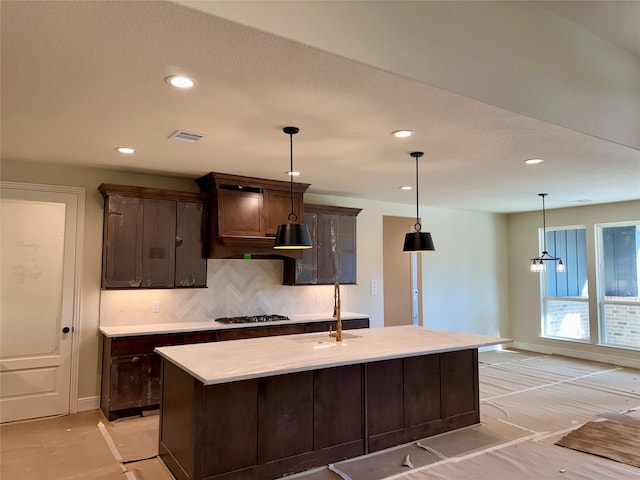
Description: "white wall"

(1, 159), (509, 406)
(181, 0), (640, 151)
(508, 199), (640, 367)
(305, 192), (509, 337)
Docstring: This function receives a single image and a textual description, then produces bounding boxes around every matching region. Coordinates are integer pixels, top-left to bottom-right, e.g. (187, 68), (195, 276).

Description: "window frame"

(595, 220), (640, 351)
(539, 224), (590, 343)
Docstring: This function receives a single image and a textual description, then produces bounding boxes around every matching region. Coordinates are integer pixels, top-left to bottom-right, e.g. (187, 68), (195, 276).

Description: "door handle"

(62, 326), (71, 334)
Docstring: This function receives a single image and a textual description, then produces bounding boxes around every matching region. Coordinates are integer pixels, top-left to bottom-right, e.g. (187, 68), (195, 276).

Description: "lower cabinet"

(158, 349), (479, 480)
(366, 349), (479, 452)
(101, 318), (369, 420)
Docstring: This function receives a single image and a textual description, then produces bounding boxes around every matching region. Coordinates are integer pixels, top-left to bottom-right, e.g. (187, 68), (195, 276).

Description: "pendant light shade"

(274, 126), (312, 250)
(403, 151), (435, 252)
(530, 193), (564, 272)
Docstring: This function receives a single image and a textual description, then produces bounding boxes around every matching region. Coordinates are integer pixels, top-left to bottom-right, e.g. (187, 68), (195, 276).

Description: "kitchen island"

(156, 325), (510, 480)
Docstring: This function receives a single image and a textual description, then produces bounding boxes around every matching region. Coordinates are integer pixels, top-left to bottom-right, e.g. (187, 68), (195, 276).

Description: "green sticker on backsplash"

(243, 253), (251, 260)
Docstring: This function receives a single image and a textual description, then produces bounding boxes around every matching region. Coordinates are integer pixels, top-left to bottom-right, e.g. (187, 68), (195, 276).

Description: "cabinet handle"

(62, 326), (71, 334)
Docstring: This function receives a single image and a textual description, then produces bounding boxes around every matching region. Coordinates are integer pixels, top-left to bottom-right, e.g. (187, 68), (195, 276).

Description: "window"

(541, 227), (589, 341)
(597, 222), (640, 350)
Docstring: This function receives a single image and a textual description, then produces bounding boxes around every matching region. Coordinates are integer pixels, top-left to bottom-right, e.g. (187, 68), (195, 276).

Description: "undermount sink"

(288, 332), (361, 347)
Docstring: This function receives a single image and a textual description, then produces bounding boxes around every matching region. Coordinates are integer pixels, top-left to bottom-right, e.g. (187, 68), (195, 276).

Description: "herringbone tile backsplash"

(100, 260), (344, 326)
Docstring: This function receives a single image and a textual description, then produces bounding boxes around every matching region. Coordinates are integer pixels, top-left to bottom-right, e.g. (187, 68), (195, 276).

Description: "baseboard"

(511, 341), (640, 369)
(77, 396), (100, 412)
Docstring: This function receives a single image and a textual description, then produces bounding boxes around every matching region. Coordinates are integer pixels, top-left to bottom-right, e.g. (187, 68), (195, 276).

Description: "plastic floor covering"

(1, 349), (639, 480)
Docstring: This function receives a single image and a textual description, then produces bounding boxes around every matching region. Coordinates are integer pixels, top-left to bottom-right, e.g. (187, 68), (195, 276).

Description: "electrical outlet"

(151, 301), (160, 313)
(370, 280), (378, 296)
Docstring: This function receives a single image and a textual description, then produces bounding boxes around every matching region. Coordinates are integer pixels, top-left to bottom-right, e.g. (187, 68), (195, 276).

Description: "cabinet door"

(263, 190), (303, 236)
(109, 355), (147, 410)
(141, 198), (176, 287)
(295, 211), (317, 284)
(175, 201), (206, 287)
(258, 371), (314, 462)
(441, 349), (478, 418)
(217, 189), (264, 237)
(337, 214), (357, 284)
(316, 214), (338, 284)
(103, 196), (143, 288)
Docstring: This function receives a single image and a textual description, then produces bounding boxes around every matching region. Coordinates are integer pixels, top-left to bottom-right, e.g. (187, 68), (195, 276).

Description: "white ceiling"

(1, 1), (639, 213)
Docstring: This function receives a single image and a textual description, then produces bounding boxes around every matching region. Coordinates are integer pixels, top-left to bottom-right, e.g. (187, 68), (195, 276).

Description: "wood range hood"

(196, 172), (310, 260)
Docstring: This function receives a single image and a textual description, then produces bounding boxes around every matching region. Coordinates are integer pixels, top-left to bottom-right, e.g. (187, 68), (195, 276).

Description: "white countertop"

(99, 312), (370, 337)
(155, 325), (511, 385)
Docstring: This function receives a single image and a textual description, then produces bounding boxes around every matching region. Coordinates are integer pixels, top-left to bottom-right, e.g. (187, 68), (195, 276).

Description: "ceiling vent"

(169, 130), (206, 143)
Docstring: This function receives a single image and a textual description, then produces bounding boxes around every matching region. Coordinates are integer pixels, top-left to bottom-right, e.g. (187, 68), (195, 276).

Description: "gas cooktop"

(215, 314), (290, 324)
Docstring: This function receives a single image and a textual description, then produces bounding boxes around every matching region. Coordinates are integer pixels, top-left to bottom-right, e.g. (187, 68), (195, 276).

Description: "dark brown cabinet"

(283, 204), (362, 285)
(99, 184), (207, 289)
(101, 333), (184, 419)
(366, 349), (479, 452)
(217, 188), (264, 237)
(195, 172), (309, 259)
(101, 317), (369, 420)
(158, 348), (479, 480)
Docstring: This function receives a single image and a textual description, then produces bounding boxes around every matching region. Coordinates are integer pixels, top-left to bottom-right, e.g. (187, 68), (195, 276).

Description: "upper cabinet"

(99, 184), (207, 289)
(283, 204), (362, 285)
(195, 172), (310, 259)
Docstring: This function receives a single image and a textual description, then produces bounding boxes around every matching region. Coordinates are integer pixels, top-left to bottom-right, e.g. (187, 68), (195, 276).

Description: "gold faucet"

(329, 282), (342, 342)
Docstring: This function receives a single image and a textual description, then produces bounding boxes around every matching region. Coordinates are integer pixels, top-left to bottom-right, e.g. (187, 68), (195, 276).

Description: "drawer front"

(217, 324), (305, 341)
(110, 333), (184, 356)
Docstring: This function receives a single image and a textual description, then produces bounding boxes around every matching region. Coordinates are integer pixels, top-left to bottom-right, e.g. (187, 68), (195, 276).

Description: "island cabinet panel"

(441, 348), (479, 418)
(158, 348), (479, 480)
(365, 350), (479, 453)
(159, 363), (367, 480)
(159, 361), (197, 478)
(258, 372), (314, 462)
(201, 379), (259, 476)
(313, 365), (363, 450)
(366, 359), (405, 438)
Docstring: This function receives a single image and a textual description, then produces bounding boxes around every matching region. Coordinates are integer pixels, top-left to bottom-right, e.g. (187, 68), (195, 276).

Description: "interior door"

(383, 216), (422, 326)
(0, 183), (82, 422)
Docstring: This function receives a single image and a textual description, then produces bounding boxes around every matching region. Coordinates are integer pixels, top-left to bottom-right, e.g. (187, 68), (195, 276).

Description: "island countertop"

(155, 325), (511, 385)
(99, 312), (370, 337)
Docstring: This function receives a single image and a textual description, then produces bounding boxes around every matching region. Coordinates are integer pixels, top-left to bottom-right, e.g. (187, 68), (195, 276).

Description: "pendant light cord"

(283, 126), (300, 223)
(289, 131), (294, 220)
(415, 153), (419, 227)
(410, 151), (424, 232)
(540, 193), (547, 252)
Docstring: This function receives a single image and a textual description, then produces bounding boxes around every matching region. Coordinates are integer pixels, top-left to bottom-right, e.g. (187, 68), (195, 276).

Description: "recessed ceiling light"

(166, 75), (196, 89)
(399, 186), (412, 190)
(392, 130), (413, 138)
(116, 147), (135, 154)
(524, 158), (544, 165)
(287, 171), (301, 176)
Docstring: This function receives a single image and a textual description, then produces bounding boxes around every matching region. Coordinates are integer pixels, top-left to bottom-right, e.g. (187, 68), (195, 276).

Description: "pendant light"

(274, 126), (312, 249)
(530, 193), (564, 273)
(403, 151), (435, 252)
